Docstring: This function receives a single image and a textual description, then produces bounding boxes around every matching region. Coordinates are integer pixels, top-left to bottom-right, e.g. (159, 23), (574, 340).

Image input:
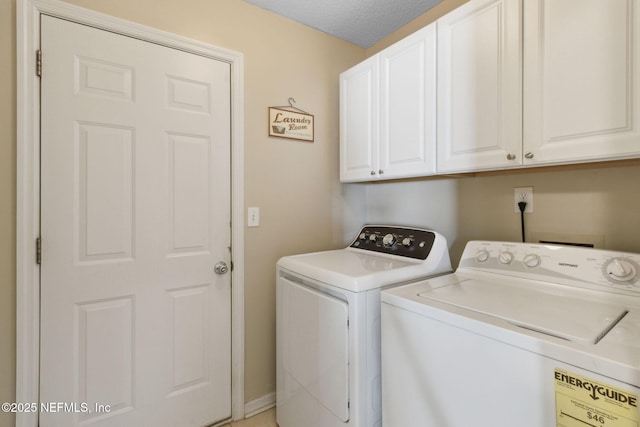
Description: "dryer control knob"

(359, 233), (367, 240)
(369, 234), (378, 242)
(402, 237), (413, 247)
(383, 233), (397, 248)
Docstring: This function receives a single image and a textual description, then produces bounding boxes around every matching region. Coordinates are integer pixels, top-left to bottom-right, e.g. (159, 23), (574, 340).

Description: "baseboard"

(244, 392), (276, 418)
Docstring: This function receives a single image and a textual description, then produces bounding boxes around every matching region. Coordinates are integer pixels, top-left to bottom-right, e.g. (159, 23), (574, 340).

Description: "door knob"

(214, 261), (229, 275)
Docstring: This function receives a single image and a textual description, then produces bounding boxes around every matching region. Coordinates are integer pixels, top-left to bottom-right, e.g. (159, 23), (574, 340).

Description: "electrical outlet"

(248, 207), (260, 227)
(514, 187), (533, 213)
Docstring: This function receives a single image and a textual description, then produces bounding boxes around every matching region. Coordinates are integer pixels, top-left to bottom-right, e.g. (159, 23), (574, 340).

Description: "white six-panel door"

(40, 15), (231, 426)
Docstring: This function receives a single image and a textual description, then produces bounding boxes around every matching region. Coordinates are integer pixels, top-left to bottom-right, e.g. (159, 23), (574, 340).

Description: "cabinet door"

(437, 0), (522, 173)
(379, 24), (437, 179)
(524, 0), (640, 165)
(340, 56), (379, 182)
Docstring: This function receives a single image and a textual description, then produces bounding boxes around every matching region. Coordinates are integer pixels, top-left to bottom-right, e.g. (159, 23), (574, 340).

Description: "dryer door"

(280, 277), (350, 421)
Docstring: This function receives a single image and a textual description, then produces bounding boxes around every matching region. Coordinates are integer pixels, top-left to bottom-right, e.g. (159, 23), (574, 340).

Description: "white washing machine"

(276, 225), (451, 427)
(381, 241), (640, 427)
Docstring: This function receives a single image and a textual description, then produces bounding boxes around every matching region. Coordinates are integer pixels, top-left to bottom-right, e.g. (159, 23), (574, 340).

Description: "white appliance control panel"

(458, 241), (640, 295)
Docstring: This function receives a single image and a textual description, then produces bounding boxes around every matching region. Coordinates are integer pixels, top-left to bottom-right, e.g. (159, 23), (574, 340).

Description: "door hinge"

(36, 237), (42, 264)
(36, 49), (42, 77)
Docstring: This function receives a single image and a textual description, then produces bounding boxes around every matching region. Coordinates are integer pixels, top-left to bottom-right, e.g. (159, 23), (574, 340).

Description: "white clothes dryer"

(381, 241), (640, 427)
(276, 225), (451, 427)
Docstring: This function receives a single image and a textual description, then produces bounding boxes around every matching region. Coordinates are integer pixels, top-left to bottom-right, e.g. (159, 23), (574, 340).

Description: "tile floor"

(220, 408), (277, 427)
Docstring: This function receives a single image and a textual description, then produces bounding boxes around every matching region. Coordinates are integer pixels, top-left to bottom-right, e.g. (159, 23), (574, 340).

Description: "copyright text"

(2, 402), (111, 414)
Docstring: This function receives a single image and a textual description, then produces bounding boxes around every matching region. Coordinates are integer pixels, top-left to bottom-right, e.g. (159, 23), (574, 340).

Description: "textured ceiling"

(243, 0), (443, 48)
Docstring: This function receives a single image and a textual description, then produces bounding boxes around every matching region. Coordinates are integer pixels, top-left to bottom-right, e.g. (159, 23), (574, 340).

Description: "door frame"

(16, 1), (246, 426)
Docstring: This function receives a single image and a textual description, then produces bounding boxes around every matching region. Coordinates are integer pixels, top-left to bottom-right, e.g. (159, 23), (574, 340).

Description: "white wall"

(351, 178), (459, 242)
(353, 162), (640, 267)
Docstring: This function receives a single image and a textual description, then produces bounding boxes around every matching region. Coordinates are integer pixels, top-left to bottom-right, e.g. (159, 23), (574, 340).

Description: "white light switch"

(248, 207), (260, 227)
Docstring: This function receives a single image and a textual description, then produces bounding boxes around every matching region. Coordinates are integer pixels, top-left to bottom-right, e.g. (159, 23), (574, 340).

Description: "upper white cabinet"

(438, 0), (640, 173)
(379, 24), (437, 179)
(340, 24), (437, 182)
(523, 0), (640, 166)
(340, 0), (640, 179)
(437, 0), (523, 173)
(340, 56), (379, 182)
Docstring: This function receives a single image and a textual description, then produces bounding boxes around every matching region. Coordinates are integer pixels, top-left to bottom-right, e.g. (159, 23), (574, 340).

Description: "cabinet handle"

(370, 170), (376, 175)
(378, 169), (384, 175)
(524, 152), (534, 159)
(506, 153), (516, 160)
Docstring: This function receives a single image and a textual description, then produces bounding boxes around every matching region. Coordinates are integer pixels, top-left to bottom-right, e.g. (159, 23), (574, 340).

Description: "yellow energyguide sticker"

(555, 369), (639, 427)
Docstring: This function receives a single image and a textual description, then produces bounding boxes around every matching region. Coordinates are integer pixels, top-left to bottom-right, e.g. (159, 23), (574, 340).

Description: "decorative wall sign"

(268, 99), (314, 142)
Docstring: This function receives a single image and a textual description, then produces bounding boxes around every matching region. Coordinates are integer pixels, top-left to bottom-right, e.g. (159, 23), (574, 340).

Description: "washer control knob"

(475, 249), (490, 263)
(369, 234), (377, 242)
(606, 258), (637, 282)
(359, 233), (367, 240)
(382, 233), (396, 248)
(498, 251), (514, 264)
(523, 253), (541, 268)
(402, 237), (413, 247)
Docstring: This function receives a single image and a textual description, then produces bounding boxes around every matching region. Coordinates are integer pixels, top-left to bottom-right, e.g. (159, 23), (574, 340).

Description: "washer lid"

(417, 278), (628, 344)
